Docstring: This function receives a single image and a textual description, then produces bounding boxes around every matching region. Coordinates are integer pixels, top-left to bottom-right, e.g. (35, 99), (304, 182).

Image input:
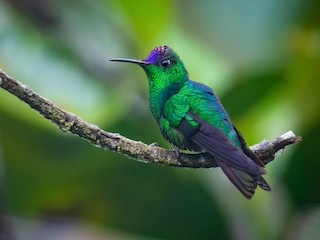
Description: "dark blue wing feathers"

(177, 113), (271, 198)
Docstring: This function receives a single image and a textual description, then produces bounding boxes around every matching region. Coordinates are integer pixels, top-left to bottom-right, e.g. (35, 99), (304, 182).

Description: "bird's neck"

(148, 78), (187, 120)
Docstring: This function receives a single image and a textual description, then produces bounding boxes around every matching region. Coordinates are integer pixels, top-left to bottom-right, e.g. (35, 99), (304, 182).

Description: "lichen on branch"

(0, 69), (301, 168)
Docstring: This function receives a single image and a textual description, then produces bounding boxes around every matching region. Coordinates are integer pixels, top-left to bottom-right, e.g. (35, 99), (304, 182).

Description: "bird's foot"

(170, 146), (181, 158)
(149, 142), (159, 147)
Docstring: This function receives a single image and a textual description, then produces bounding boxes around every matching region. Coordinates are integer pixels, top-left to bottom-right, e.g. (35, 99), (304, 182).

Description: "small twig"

(0, 69), (301, 168)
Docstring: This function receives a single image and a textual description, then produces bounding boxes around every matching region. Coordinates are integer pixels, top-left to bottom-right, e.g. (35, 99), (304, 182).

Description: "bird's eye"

(160, 59), (171, 67)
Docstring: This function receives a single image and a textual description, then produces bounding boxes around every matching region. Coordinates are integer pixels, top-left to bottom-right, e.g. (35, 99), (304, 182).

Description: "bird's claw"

(170, 146), (181, 158)
(149, 142), (159, 147)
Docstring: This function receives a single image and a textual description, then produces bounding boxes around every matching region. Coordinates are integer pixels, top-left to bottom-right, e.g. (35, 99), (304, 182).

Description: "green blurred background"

(0, 0), (319, 239)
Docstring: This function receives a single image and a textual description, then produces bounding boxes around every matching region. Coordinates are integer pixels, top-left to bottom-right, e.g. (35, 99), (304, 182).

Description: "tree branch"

(0, 69), (301, 168)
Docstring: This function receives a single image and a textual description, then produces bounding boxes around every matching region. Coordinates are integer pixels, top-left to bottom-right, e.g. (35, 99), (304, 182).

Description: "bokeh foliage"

(0, 0), (319, 239)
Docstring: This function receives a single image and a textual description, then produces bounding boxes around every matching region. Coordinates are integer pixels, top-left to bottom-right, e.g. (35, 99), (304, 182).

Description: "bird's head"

(111, 46), (188, 89)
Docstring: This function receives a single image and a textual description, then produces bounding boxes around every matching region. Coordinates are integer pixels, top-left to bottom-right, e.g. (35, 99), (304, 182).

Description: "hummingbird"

(111, 45), (271, 199)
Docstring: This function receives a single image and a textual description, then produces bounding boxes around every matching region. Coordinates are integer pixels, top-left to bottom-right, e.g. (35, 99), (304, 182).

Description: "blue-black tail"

(178, 114), (271, 199)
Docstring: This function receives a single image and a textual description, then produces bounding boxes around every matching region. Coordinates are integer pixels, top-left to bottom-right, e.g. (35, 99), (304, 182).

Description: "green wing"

(160, 82), (270, 198)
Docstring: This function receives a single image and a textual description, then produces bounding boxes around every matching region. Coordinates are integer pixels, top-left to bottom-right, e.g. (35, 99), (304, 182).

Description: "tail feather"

(177, 114), (271, 198)
(257, 176), (272, 191)
(218, 160), (257, 199)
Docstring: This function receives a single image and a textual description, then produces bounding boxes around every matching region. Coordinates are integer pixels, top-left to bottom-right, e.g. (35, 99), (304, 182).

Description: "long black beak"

(110, 58), (150, 65)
